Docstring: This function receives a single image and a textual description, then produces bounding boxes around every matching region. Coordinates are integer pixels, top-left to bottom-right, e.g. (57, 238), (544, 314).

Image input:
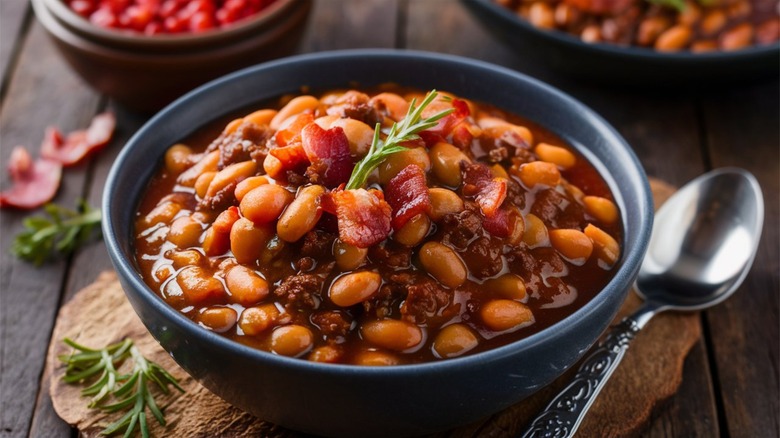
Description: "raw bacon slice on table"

(0, 147), (63, 209)
(41, 112), (116, 166)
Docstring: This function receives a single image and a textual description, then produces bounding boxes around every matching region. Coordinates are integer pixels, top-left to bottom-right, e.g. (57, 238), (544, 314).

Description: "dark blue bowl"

(103, 49), (653, 437)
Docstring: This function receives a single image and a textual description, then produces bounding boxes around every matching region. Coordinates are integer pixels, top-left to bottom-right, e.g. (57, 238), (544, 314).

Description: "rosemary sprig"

(60, 338), (184, 437)
(11, 200), (102, 265)
(345, 90), (455, 190)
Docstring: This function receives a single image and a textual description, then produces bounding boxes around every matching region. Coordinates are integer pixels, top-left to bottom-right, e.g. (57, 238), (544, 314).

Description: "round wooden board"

(47, 178), (700, 437)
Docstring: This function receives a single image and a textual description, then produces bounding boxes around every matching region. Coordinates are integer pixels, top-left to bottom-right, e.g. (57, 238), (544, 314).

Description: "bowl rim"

(103, 48), (653, 376)
(465, 0), (780, 62)
(42, 0), (297, 47)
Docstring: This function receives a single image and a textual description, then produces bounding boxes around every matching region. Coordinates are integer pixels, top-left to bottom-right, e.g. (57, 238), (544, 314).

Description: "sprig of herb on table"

(645, 0), (714, 12)
(60, 338), (184, 437)
(11, 200), (102, 265)
(345, 90), (455, 190)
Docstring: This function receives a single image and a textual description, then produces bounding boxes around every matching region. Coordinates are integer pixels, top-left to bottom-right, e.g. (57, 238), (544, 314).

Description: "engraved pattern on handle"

(521, 318), (641, 438)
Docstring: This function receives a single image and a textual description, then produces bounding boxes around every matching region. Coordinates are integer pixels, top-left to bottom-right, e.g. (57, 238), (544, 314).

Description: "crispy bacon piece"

(326, 188), (392, 248)
(267, 142), (309, 179)
(420, 99), (471, 147)
(385, 164), (431, 230)
(40, 112), (116, 166)
(0, 147), (62, 209)
(301, 123), (354, 188)
(483, 207), (510, 237)
(275, 113), (314, 147)
(462, 162), (507, 218)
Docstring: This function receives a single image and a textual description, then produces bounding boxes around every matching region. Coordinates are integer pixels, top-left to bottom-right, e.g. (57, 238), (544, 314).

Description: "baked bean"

(177, 266), (225, 304)
(655, 25), (692, 51)
(554, 3), (578, 27)
(484, 273), (527, 300)
(529, 2), (555, 29)
(223, 118), (243, 136)
(564, 182), (585, 201)
(701, 10), (727, 36)
(235, 176), (269, 202)
(535, 143), (576, 169)
(361, 319), (424, 351)
(330, 271), (381, 307)
(167, 216), (204, 248)
(419, 241), (467, 288)
(369, 92), (409, 121)
(756, 18), (780, 45)
(164, 144), (193, 175)
(719, 23), (753, 51)
(270, 95), (320, 130)
(637, 16), (671, 46)
(177, 150), (220, 187)
(353, 350), (400, 366)
(330, 118), (374, 157)
(584, 224), (620, 267)
(169, 249), (202, 269)
(243, 109), (277, 126)
(428, 188), (465, 221)
(677, 1), (701, 26)
(313, 114), (341, 129)
(378, 147), (431, 184)
(308, 345), (343, 363)
(726, 0), (751, 19)
(581, 25), (602, 43)
(430, 142), (470, 188)
(394, 214), (431, 247)
(583, 196), (619, 225)
(239, 303), (281, 336)
(262, 154), (284, 180)
(270, 325), (314, 357)
(432, 324), (479, 358)
(691, 40), (718, 52)
(522, 213), (549, 248)
(549, 229), (594, 263)
(202, 227), (230, 256)
(140, 202), (181, 227)
(240, 184), (294, 225)
(230, 218), (273, 264)
(277, 185), (325, 242)
(506, 207), (526, 246)
(480, 299), (535, 332)
(226, 265), (269, 306)
(478, 118), (534, 145)
(206, 161), (257, 199)
(154, 265), (173, 283)
(333, 239), (368, 270)
(491, 164), (509, 179)
(517, 161), (561, 188)
(194, 171), (216, 199)
(198, 306), (237, 333)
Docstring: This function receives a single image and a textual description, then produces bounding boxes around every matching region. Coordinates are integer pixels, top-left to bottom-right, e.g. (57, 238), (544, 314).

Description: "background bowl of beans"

(32, 0), (312, 111)
(463, 0), (779, 86)
(103, 49), (653, 436)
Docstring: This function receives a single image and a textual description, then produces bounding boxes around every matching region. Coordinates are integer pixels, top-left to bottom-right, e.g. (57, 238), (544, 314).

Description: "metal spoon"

(521, 167), (764, 438)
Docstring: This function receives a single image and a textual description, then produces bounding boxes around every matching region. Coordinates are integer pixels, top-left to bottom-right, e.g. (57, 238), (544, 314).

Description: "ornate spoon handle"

(520, 317), (642, 438)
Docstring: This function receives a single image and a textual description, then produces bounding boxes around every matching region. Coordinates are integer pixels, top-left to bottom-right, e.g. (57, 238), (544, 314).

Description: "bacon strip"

(301, 123), (354, 188)
(0, 147), (62, 209)
(462, 162), (507, 218)
(327, 188), (391, 248)
(41, 112), (116, 166)
(267, 142), (309, 179)
(419, 99), (471, 147)
(483, 207), (510, 237)
(384, 164), (431, 230)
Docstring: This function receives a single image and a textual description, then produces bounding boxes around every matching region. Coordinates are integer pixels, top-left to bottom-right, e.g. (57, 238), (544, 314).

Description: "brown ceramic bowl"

(32, 0), (311, 111)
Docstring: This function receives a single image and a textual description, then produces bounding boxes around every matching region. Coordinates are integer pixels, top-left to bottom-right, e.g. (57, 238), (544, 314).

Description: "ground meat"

(301, 230), (336, 259)
(274, 274), (322, 310)
(295, 257), (315, 272)
(530, 188), (564, 225)
(487, 146), (509, 163)
(199, 181), (237, 211)
(311, 310), (354, 339)
(505, 179), (526, 211)
(463, 236), (504, 278)
(400, 278), (452, 324)
(440, 209), (483, 249)
(326, 91), (381, 125)
(368, 241), (411, 269)
(362, 272), (411, 318)
(507, 247), (537, 279)
(206, 122), (272, 169)
(304, 160), (328, 185)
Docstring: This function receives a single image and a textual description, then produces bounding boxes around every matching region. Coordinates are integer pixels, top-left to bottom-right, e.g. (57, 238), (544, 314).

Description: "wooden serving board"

(47, 179), (700, 437)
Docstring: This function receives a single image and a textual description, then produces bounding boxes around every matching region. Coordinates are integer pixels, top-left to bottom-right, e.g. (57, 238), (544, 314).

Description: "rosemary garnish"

(344, 90), (455, 190)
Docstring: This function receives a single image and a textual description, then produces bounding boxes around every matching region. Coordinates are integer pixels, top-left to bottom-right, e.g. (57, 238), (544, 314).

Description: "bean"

(270, 95), (320, 130)
(198, 306), (237, 333)
(169, 249), (203, 269)
(177, 266), (225, 304)
(584, 224), (620, 267)
(691, 40), (718, 53)
(239, 303), (281, 335)
(330, 118), (374, 157)
(655, 25), (692, 52)
(194, 171), (216, 199)
(700, 10), (726, 36)
(564, 182), (585, 201)
(206, 161), (257, 199)
(167, 216), (203, 248)
(329, 271), (382, 307)
(223, 118), (243, 135)
(263, 154), (284, 180)
(226, 265), (269, 306)
(549, 229), (594, 263)
(491, 164), (509, 179)
(270, 325), (314, 357)
(277, 185), (325, 242)
(235, 176), (269, 202)
(528, 2), (555, 29)
(522, 213), (549, 248)
(726, 0), (750, 18)
(428, 188), (465, 221)
(677, 1), (701, 26)
(361, 319), (423, 351)
(378, 147), (431, 184)
(230, 218), (273, 264)
(581, 25), (602, 43)
(394, 214), (431, 247)
(535, 143), (576, 169)
(240, 184), (294, 225)
(484, 273), (527, 300)
(164, 144), (193, 175)
(554, 3), (579, 27)
(583, 195), (619, 225)
(719, 23), (753, 51)
(431, 142), (471, 188)
(140, 202), (181, 227)
(243, 109), (277, 126)
(506, 206), (526, 246)
(637, 16), (670, 46)
(432, 324), (479, 359)
(419, 241), (467, 288)
(202, 226), (230, 256)
(478, 118), (534, 145)
(178, 150), (220, 187)
(369, 92), (409, 121)
(480, 299), (534, 332)
(353, 350), (400, 366)
(517, 161), (561, 188)
(308, 345), (343, 363)
(756, 18), (780, 45)
(333, 239), (368, 270)
(313, 114), (340, 129)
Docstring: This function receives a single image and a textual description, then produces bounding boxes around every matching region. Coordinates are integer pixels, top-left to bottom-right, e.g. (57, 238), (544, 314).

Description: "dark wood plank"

(699, 82), (780, 438)
(0, 22), (100, 438)
(296, 0), (399, 52)
(0, 0), (29, 94)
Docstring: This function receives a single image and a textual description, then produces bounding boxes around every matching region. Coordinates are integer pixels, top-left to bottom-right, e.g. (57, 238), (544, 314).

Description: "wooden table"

(1, 1), (777, 436)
